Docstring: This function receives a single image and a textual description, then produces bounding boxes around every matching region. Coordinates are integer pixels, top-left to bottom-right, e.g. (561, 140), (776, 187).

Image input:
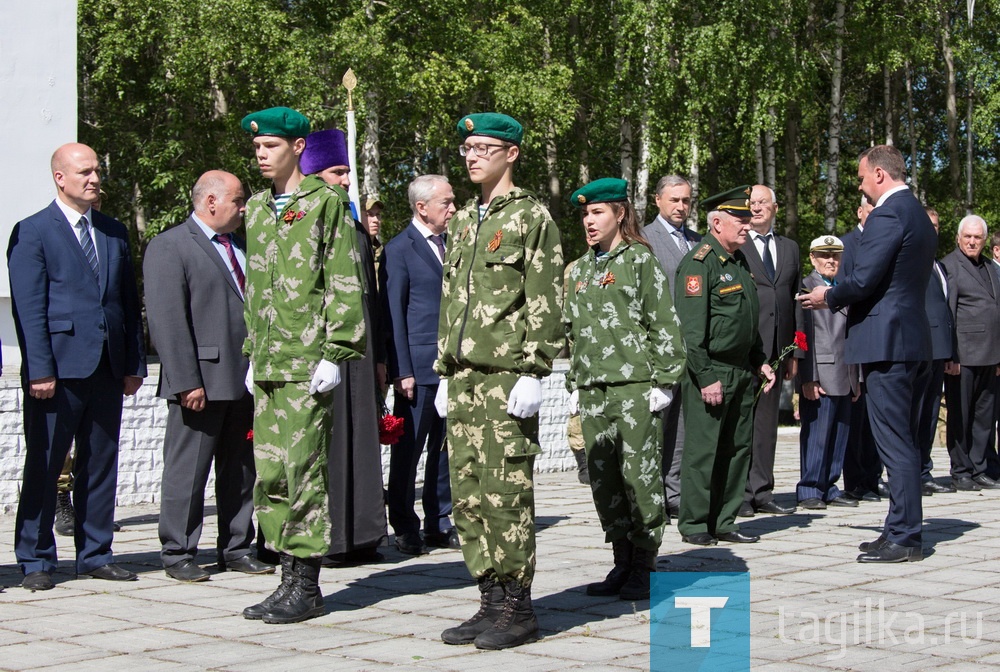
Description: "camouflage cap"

(571, 178), (628, 208)
(700, 185), (753, 218)
(241, 106), (311, 138)
(364, 196), (384, 211)
(456, 113), (523, 145)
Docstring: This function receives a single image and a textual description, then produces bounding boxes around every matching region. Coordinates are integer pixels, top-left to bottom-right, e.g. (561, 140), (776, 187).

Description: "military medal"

(487, 230), (503, 252)
(598, 271), (616, 287)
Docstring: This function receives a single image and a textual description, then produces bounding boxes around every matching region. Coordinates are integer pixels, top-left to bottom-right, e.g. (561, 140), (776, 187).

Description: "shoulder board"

(693, 244), (712, 261)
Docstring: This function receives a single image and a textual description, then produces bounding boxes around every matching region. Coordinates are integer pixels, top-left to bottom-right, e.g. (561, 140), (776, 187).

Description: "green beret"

(241, 106), (311, 138)
(700, 185), (752, 218)
(571, 178), (629, 208)
(456, 113), (523, 145)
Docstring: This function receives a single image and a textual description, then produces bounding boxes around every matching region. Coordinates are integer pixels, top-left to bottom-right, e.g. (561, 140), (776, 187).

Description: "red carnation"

(246, 430), (254, 441)
(794, 331), (808, 351)
(379, 414), (405, 445)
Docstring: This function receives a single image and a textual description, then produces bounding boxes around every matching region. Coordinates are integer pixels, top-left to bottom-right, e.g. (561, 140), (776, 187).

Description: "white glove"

(507, 376), (542, 418)
(434, 378), (448, 418)
(245, 362), (254, 394)
(308, 359), (341, 395)
(650, 386), (673, 413)
(568, 389), (580, 416)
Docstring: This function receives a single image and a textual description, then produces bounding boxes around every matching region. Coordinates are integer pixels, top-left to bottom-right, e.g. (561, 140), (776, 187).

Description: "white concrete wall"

(0, 361), (576, 513)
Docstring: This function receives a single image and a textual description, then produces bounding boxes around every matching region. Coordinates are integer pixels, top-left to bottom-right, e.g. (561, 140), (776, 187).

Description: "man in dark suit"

(941, 215), (1000, 491)
(916, 207), (956, 495)
(381, 174), (457, 555)
(144, 170), (274, 583)
(642, 174), (699, 520)
(740, 184), (800, 516)
(8, 143), (147, 590)
(800, 144), (936, 562)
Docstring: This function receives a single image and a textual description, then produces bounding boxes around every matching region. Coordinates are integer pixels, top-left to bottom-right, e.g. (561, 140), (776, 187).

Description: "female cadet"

(564, 178), (686, 601)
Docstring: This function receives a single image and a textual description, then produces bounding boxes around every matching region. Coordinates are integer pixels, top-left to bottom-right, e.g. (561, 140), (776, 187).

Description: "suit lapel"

(408, 225), (443, 277)
(52, 204), (101, 289)
(187, 219), (242, 298)
(742, 237), (771, 285)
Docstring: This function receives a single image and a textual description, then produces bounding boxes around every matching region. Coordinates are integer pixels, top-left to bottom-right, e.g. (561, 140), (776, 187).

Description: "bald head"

(51, 143), (101, 214)
(192, 171), (245, 234)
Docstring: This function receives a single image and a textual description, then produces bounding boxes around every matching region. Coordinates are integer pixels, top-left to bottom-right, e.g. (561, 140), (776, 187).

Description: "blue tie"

(78, 216), (99, 280)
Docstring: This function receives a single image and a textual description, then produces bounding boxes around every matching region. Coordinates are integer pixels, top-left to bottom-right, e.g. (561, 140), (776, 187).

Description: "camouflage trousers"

(446, 368), (538, 588)
(567, 413), (585, 453)
(678, 365), (754, 537)
(252, 380), (334, 558)
(57, 450), (74, 493)
(580, 383), (666, 551)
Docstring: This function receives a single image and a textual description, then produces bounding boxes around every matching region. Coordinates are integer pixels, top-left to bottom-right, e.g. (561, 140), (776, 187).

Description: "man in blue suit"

(8, 143), (147, 590)
(799, 144), (935, 563)
(381, 174), (458, 555)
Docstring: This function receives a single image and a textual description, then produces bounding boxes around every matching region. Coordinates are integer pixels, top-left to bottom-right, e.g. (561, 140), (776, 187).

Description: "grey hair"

(408, 174), (450, 214)
(958, 214), (989, 240)
(655, 175), (690, 196)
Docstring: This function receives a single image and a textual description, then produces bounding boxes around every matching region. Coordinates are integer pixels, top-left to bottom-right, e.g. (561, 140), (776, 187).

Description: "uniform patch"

(685, 275), (702, 296)
(719, 283), (744, 295)
(693, 244), (712, 261)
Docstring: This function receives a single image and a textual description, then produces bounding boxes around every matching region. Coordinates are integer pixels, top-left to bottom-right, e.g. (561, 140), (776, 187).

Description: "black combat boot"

(441, 574), (505, 644)
(55, 492), (75, 537)
(473, 580), (539, 650)
(242, 554), (293, 620)
(573, 449), (590, 484)
(619, 545), (657, 601)
(262, 557), (325, 624)
(586, 537), (633, 596)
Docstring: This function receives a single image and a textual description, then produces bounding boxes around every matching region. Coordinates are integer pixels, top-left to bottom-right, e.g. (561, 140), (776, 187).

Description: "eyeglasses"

(458, 143), (507, 157)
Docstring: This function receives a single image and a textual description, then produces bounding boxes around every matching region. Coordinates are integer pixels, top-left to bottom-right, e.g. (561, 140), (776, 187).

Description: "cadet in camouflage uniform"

(239, 107), (366, 624)
(674, 187), (775, 547)
(564, 178), (686, 601)
(435, 113), (563, 650)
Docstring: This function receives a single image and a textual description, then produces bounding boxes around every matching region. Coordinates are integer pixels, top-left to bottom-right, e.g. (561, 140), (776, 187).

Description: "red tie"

(214, 234), (245, 292)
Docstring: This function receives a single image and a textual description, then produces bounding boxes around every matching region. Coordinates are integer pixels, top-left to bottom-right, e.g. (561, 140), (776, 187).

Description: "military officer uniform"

(674, 188), (767, 544)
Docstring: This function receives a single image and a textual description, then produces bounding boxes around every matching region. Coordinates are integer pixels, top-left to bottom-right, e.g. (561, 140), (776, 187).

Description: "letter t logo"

(674, 596), (729, 647)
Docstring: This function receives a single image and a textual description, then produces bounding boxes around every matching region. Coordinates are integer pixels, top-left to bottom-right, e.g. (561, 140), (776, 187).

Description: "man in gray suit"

(642, 175), (699, 520)
(740, 185), (801, 516)
(145, 170), (274, 582)
(941, 215), (1000, 491)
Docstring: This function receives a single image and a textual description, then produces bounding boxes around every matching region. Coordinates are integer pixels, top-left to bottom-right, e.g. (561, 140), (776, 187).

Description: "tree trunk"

(905, 61), (919, 196)
(823, 0), (845, 233)
(942, 13), (961, 203)
(966, 75), (974, 214)
(755, 132), (764, 185)
(783, 104), (801, 240)
(765, 106), (777, 187)
(883, 65), (894, 145)
(689, 135), (700, 230)
(634, 20), (653, 222)
(620, 117), (633, 191)
(546, 120), (561, 221)
(133, 182), (147, 237)
(361, 90), (380, 198)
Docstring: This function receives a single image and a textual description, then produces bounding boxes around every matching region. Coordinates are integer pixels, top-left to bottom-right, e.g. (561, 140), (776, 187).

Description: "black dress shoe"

(715, 531), (759, 543)
(798, 498), (826, 510)
(876, 481), (890, 498)
(22, 570), (54, 591)
(395, 532), (425, 555)
(82, 564), (137, 581)
(827, 496), (859, 508)
(756, 501), (796, 515)
(220, 555), (276, 574)
(973, 475), (1000, 490)
(858, 535), (887, 552)
(681, 533), (717, 546)
(165, 560), (210, 583)
(737, 503), (755, 518)
(425, 529), (461, 549)
(953, 477), (982, 491)
(844, 488), (881, 502)
(857, 541), (922, 563)
(922, 480), (956, 494)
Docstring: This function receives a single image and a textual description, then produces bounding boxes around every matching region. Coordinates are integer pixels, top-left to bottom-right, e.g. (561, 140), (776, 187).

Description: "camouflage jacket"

(564, 241), (685, 390)
(435, 188), (563, 377)
(674, 233), (766, 389)
(242, 175), (366, 380)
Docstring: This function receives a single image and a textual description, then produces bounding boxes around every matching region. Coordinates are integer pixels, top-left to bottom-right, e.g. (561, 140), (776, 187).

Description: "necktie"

(78, 216), (99, 280)
(430, 234), (446, 263)
(761, 233), (776, 281)
(214, 234), (245, 292)
(671, 228), (689, 253)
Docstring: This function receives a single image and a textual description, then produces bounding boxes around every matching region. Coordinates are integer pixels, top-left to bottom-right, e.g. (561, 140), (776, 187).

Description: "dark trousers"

(388, 382), (451, 536)
(797, 394), (851, 501)
(745, 365), (781, 507)
(915, 360), (945, 481)
(945, 363), (999, 480)
(15, 351), (124, 575)
(158, 395), (256, 568)
(660, 382), (684, 510)
(842, 390), (882, 494)
(864, 361), (927, 548)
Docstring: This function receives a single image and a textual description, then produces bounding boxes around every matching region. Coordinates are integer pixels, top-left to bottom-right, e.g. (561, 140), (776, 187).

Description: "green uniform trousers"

(447, 368), (538, 588)
(678, 365), (754, 537)
(252, 380), (334, 559)
(580, 383), (665, 551)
